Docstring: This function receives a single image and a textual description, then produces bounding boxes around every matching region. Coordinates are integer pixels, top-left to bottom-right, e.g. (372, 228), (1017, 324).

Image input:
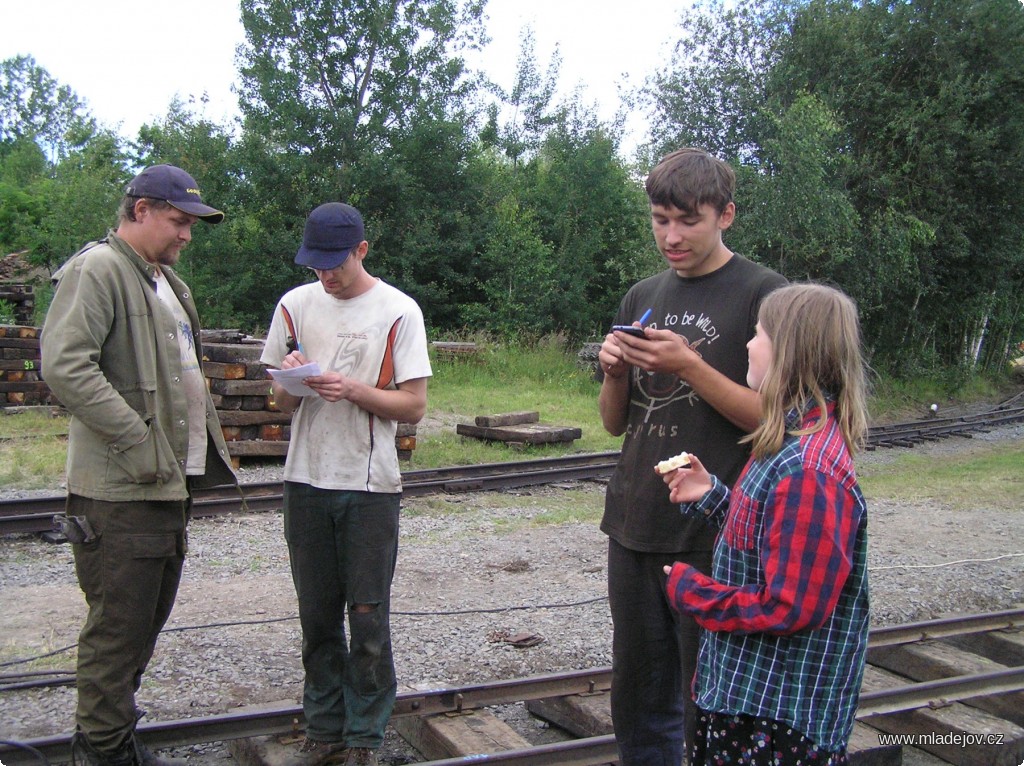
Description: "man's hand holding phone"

(611, 324), (646, 337)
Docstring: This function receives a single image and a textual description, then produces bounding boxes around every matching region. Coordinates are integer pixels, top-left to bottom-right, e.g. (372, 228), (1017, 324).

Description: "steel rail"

(4, 401), (1023, 535)
(0, 453), (621, 535)
(3, 611), (1022, 764)
(856, 666), (1024, 718)
(0, 668), (614, 765)
(868, 608), (1024, 648)
(4, 666), (1022, 766)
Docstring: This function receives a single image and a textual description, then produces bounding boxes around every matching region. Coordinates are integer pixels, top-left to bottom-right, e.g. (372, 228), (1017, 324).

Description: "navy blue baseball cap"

(126, 164), (224, 224)
(295, 202), (365, 270)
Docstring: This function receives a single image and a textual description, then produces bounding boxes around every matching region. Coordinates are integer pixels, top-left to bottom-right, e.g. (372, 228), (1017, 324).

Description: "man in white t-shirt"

(261, 203), (432, 766)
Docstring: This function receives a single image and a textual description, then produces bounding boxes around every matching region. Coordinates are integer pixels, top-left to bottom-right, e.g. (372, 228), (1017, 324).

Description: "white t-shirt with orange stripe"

(261, 279), (432, 493)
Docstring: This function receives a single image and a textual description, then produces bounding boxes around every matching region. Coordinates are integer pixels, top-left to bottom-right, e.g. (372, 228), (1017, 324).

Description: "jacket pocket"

(108, 424), (178, 485)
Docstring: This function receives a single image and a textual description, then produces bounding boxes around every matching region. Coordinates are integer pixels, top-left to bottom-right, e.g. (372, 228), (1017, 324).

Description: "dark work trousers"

(69, 493), (189, 753)
(283, 482), (400, 749)
(608, 538), (713, 766)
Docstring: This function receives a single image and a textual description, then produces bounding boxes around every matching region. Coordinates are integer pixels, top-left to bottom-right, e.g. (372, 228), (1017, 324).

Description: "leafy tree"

(23, 130), (127, 272)
(134, 101), (298, 329)
(525, 108), (656, 339)
(645, 0), (1024, 373)
(1, 55), (98, 162)
(0, 138), (47, 253)
(481, 27), (563, 166)
(236, 0), (485, 184)
(348, 109), (494, 330)
(731, 93), (859, 281)
(774, 0), (1024, 372)
(642, 0), (790, 164)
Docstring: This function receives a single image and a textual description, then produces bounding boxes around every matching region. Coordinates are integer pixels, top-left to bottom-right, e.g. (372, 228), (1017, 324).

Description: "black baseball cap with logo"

(126, 164), (225, 224)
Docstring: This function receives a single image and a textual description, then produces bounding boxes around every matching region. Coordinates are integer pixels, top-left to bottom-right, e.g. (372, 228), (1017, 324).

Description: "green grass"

(408, 339), (623, 468)
(0, 340), (1020, 494)
(0, 409), (70, 489)
(858, 443), (1024, 511)
(868, 372), (1011, 423)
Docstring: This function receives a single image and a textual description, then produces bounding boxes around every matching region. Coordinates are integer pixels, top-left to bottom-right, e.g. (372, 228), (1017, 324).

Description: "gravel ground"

(1, 422), (1022, 765)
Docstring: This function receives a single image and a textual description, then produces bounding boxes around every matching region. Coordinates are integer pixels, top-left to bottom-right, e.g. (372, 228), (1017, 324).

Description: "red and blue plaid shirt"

(665, 402), (869, 752)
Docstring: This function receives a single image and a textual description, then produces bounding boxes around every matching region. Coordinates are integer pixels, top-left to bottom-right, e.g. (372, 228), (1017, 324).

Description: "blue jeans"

(283, 482), (400, 748)
(608, 538), (713, 766)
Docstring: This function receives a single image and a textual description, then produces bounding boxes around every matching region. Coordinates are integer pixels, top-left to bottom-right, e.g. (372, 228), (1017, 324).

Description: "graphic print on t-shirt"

(631, 335), (707, 423)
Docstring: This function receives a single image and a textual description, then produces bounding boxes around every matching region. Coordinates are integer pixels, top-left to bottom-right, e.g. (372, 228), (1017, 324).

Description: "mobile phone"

(611, 325), (646, 337)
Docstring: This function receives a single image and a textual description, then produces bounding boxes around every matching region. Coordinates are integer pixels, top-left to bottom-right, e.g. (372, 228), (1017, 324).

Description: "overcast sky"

(0, 0), (686, 153)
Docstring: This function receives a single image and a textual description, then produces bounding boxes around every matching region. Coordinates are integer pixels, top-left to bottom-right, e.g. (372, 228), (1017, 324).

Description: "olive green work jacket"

(41, 232), (236, 501)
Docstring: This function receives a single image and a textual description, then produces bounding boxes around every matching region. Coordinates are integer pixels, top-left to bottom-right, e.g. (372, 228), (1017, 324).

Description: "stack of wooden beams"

(0, 283), (36, 326)
(202, 330), (417, 467)
(0, 326), (416, 466)
(200, 331), (290, 466)
(0, 325), (55, 407)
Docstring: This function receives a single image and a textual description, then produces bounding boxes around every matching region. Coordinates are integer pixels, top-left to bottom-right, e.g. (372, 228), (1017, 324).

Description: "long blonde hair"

(746, 283), (869, 459)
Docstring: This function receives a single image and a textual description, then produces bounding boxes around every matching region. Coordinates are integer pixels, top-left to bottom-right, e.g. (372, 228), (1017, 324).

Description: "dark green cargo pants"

(68, 494), (189, 753)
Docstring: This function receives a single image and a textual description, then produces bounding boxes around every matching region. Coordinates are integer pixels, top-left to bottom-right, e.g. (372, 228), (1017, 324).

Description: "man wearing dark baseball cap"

(41, 164), (236, 766)
(262, 202), (432, 766)
(294, 201), (364, 271)
(125, 163), (225, 223)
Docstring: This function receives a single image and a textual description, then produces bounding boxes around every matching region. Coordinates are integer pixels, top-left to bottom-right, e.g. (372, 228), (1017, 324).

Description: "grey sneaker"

(342, 748), (378, 766)
(283, 737), (348, 766)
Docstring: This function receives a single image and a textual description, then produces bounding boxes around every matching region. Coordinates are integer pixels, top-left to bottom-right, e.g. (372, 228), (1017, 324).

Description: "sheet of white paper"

(268, 361), (323, 397)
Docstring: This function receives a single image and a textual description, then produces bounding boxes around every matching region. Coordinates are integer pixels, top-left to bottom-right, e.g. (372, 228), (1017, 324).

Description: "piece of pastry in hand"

(655, 451), (692, 474)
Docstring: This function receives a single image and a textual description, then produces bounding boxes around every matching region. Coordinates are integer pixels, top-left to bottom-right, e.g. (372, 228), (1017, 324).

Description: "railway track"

(2, 398), (1023, 538)
(1, 609), (1022, 766)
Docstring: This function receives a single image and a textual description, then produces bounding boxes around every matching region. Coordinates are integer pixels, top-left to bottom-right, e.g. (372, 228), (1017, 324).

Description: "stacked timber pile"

(456, 411), (581, 447)
(0, 325), (53, 407)
(0, 326), (416, 464)
(200, 330), (290, 466)
(201, 330), (417, 467)
(0, 283), (36, 326)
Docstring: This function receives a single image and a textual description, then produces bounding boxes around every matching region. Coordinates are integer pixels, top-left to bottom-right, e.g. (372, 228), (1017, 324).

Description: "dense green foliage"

(646, 0), (1024, 374)
(2, 0), (1022, 374)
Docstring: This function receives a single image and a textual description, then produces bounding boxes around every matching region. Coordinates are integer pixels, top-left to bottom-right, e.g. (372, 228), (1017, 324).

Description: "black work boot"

(70, 732), (139, 766)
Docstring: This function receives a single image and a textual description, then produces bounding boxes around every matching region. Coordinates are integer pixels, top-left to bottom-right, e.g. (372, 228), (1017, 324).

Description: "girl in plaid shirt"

(661, 283), (870, 765)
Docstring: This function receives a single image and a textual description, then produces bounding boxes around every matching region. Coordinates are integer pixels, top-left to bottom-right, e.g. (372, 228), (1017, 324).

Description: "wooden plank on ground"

(0, 360), (40, 371)
(203, 343), (266, 364)
(475, 411), (540, 428)
(200, 329), (246, 344)
(456, 422), (581, 445)
(859, 664), (1024, 766)
(210, 379), (274, 396)
(867, 641), (1024, 726)
(391, 709), (531, 761)
(847, 722), (903, 766)
(0, 337), (40, 349)
(526, 692), (612, 737)
(2, 347), (36, 360)
(0, 325), (39, 338)
(0, 381), (51, 393)
(949, 629), (1024, 669)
